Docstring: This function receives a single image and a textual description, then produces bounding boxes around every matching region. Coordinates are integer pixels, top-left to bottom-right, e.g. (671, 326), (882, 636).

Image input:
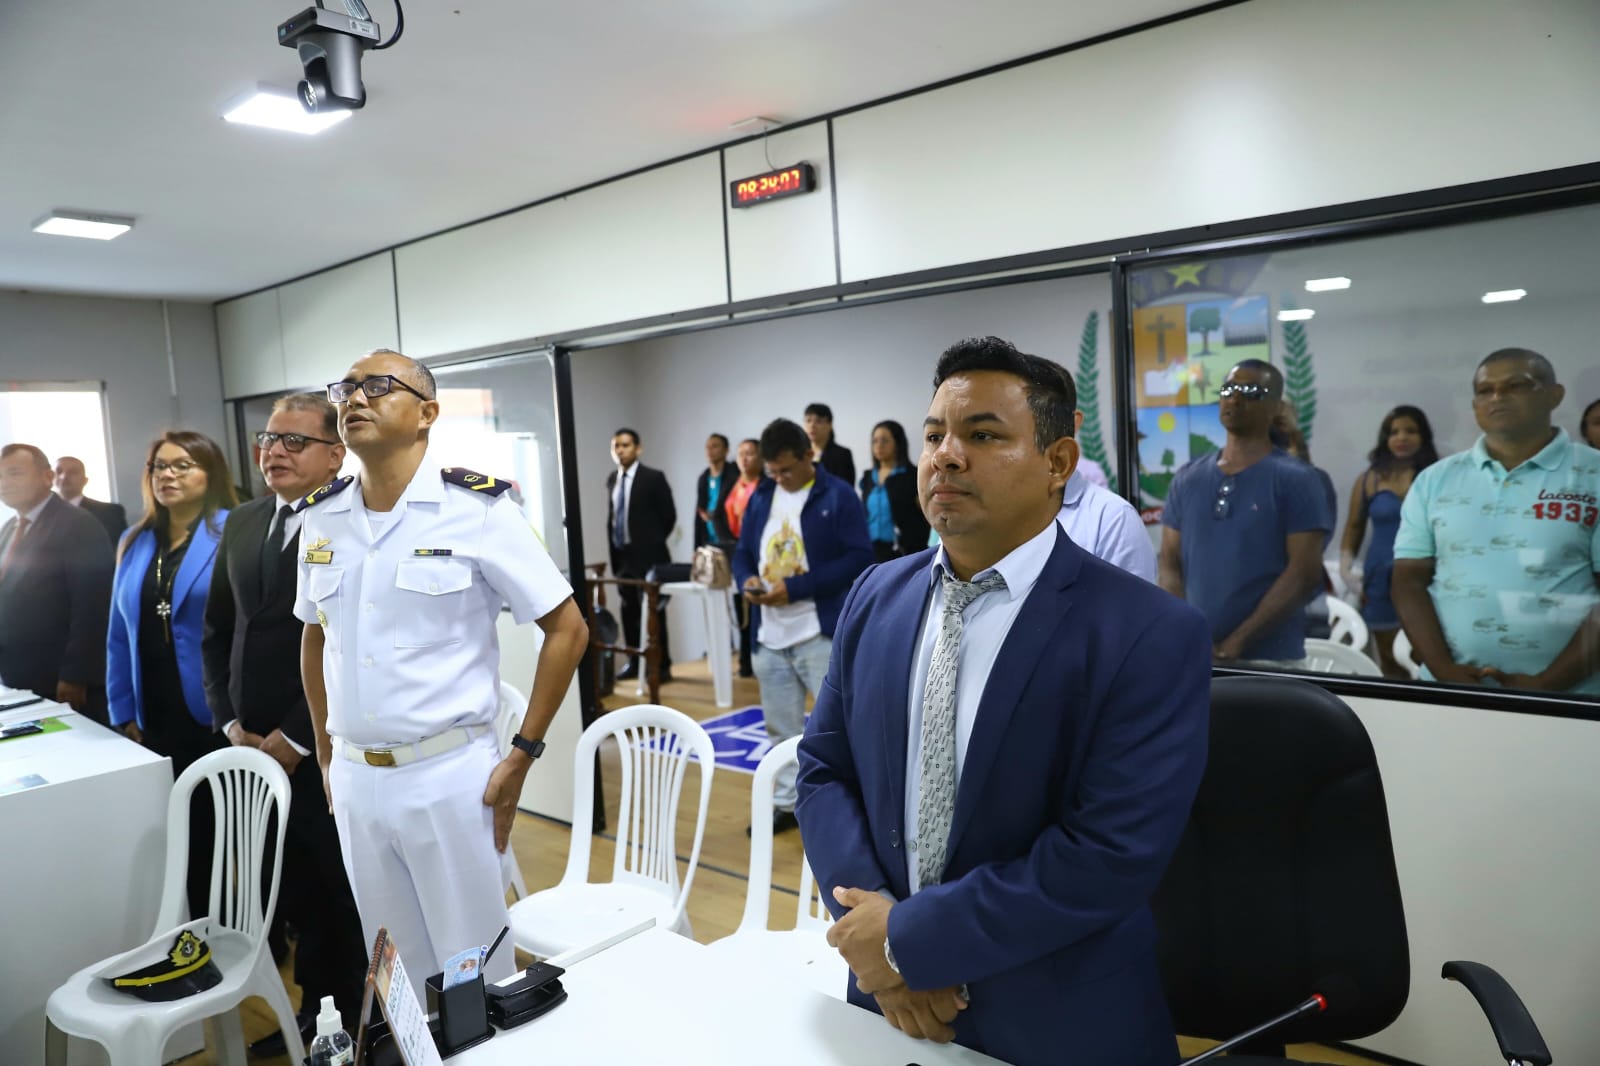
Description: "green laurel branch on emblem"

(1282, 316), (1317, 444)
(1075, 311), (1116, 492)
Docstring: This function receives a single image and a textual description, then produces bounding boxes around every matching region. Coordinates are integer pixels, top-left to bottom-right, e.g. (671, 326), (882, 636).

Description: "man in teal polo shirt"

(1393, 348), (1600, 696)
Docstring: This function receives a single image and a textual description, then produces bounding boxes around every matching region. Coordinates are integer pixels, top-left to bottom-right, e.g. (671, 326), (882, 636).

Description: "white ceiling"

(0, 0), (1206, 303)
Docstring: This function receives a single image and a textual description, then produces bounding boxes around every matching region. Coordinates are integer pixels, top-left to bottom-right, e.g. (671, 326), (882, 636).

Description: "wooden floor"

(188, 660), (1382, 1066)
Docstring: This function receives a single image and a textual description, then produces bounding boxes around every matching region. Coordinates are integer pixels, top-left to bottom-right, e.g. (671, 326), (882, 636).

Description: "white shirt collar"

(1060, 469), (1088, 509)
(929, 518), (1057, 603)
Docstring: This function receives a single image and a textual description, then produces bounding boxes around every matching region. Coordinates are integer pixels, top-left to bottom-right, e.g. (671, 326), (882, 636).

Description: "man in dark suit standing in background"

(0, 443), (114, 722)
(695, 433), (738, 552)
(606, 427), (677, 680)
(202, 392), (366, 1052)
(54, 454), (128, 546)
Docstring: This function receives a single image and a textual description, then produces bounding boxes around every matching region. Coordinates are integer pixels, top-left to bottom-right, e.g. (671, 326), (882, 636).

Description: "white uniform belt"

(339, 725), (484, 768)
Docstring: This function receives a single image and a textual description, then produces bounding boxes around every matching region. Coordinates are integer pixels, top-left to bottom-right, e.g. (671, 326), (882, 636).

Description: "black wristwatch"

(510, 734), (546, 760)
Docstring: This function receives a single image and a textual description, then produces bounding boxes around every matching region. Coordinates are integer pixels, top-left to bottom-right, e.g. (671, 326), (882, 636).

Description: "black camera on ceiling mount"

(277, 3), (383, 112)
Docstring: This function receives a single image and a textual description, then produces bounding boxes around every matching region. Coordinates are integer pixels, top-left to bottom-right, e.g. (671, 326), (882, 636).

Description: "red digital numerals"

(1531, 502), (1598, 526)
(736, 169), (800, 203)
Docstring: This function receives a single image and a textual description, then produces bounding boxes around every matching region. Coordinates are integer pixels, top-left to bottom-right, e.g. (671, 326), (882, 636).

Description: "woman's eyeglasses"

(255, 431), (338, 453)
(148, 459), (200, 476)
(326, 375), (429, 404)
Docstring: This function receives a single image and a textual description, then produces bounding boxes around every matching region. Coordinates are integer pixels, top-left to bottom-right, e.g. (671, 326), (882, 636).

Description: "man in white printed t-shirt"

(733, 418), (873, 834)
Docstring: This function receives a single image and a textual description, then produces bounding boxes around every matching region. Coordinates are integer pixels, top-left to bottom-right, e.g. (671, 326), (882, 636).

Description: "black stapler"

(485, 961), (567, 1029)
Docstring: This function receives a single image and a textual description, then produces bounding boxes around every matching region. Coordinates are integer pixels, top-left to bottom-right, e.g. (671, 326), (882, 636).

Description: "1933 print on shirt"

(1394, 431), (1600, 695)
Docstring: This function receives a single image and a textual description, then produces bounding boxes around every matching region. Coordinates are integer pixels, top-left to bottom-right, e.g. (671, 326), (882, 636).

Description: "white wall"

(395, 155), (727, 361)
(569, 345), (644, 573)
(218, 0), (1600, 373)
(832, 0), (1600, 281)
(0, 290), (226, 509)
(572, 275), (1114, 576)
(1347, 694), (1600, 1066)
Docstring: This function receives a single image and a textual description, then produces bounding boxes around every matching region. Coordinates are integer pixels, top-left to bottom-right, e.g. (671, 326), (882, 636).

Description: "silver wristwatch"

(884, 937), (900, 974)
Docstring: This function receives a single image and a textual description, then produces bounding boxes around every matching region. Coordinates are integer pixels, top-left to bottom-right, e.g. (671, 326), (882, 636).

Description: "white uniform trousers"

(330, 733), (515, 997)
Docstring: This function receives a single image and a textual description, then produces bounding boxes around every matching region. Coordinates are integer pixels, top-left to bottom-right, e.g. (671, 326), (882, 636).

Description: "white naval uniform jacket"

(293, 458), (572, 748)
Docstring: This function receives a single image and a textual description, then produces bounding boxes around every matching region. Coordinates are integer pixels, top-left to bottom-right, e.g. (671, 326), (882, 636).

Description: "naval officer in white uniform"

(297, 348), (589, 990)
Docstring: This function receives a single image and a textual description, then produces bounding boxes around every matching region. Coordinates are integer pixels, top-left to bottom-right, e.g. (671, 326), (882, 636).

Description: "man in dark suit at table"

(201, 392), (366, 1051)
(797, 338), (1212, 1066)
(0, 443), (114, 722)
(606, 427), (677, 680)
(53, 454), (128, 547)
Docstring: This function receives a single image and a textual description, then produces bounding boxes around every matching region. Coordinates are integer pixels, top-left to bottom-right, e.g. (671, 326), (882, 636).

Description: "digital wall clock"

(730, 163), (816, 208)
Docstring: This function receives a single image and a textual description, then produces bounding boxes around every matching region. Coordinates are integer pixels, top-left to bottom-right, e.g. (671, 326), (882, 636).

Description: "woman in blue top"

(1340, 406), (1437, 677)
(108, 430), (237, 917)
(857, 420), (928, 563)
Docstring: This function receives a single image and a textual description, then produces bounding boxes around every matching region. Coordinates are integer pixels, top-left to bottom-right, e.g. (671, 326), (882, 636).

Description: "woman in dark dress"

(1339, 406), (1438, 678)
(107, 431), (237, 918)
(858, 419), (929, 563)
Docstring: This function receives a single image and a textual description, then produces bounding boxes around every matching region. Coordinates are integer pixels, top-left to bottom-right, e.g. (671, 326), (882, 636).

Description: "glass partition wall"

(1117, 197), (1600, 711)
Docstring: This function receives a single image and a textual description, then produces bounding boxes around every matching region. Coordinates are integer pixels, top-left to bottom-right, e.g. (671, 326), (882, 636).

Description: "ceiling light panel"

(31, 212), (134, 240)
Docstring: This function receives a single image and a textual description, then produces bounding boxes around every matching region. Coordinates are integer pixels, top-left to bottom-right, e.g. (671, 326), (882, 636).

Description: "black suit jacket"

(693, 465), (738, 550)
(818, 440), (855, 486)
(0, 494), (113, 698)
(78, 496), (128, 546)
(200, 494), (314, 749)
(605, 463), (677, 557)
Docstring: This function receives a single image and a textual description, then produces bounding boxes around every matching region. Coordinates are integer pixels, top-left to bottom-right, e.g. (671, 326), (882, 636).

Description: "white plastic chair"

(496, 680), (532, 900)
(706, 737), (847, 1000)
(45, 747), (301, 1066)
(1302, 638), (1383, 677)
(508, 704), (715, 958)
(1392, 630), (1423, 679)
(1326, 596), (1370, 651)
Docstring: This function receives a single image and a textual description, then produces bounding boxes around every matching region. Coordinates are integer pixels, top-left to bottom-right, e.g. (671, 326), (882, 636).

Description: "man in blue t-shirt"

(1159, 360), (1333, 663)
(1393, 348), (1600, 695)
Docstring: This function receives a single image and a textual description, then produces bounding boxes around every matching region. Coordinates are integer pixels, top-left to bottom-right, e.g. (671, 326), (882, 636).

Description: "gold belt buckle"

(363, 748), (397, 767)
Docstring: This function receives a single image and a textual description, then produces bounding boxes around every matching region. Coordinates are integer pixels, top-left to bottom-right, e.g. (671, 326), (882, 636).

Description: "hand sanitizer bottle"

(308, 995), (354, 1066)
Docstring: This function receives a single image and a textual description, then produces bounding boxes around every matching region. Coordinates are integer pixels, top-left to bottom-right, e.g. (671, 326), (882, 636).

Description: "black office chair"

(1152, 676), (1552, 1065)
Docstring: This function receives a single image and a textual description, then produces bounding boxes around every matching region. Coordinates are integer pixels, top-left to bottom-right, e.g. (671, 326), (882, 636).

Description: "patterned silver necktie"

(916, 568), (1007, 891)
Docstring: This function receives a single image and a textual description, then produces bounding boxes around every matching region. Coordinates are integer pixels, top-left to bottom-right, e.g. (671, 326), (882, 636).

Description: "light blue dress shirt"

(1055, 469), (1158, 583)
(903, 519), (1056, 890)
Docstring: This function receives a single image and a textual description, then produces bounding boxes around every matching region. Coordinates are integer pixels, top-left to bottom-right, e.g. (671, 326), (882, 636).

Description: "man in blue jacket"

(734, 417), (872, 835)
(797, 337), (1211, 1065)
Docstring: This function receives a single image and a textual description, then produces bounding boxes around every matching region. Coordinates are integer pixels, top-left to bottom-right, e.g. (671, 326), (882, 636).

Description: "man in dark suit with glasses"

(1158, 359), (1332, 665)
(202, 392), (367, 1051)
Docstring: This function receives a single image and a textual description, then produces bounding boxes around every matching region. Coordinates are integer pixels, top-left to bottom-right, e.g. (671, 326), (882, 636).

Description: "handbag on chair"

(690, 546), (731, 589)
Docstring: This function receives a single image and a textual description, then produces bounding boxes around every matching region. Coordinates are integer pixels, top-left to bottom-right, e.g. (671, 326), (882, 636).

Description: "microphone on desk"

(1179, 975), (1357, 1066)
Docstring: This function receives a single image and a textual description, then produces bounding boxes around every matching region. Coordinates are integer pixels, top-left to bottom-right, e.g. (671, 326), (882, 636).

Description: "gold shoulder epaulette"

(295, 475), (354, 513)
(442, 467), (511, 497)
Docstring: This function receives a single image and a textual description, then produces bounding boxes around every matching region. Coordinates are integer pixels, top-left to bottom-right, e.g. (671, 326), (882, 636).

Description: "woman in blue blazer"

(108, 430), (238, 918)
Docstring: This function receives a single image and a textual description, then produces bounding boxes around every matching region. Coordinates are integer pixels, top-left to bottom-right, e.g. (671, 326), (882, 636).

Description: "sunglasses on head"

(1218, 382), (1272, 400)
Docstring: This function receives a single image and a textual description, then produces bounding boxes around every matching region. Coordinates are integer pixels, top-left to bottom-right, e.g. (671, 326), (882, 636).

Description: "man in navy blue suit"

(796, 337), (1212, 1065)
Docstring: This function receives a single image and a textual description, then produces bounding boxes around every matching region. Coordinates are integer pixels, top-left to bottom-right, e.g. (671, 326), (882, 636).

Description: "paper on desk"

(371, 931), (444, 1066)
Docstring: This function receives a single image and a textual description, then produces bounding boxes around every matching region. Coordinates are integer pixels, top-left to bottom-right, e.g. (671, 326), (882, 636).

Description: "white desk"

(455, 927), (1002, 1065)
(640, 581), (736, 708)
(0, 700), (173, 1065)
